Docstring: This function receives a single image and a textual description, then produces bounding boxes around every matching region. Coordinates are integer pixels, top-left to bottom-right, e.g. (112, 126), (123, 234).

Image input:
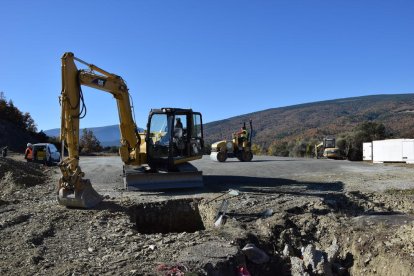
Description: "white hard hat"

(27, 143), (32, 147)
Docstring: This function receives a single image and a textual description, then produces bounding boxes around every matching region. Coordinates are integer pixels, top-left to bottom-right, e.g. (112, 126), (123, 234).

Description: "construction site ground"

(1, 154), (414, 275)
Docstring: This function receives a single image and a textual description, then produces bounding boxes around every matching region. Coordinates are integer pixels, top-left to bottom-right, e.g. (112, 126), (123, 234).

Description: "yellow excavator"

(314, 137), (341, 159)
(58, 52), (204, 208)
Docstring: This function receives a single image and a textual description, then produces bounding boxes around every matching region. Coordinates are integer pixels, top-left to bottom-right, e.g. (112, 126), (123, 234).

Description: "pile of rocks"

(286, 239), (348, 276)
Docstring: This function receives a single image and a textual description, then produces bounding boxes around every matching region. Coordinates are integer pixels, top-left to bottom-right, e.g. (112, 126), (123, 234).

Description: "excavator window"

(174, 115), (187, 135)
(190, 113), (203, 155)
(146, 113), (170, 169)
(149, 114), (171, 146)
(173, 115), (187, 156)
(192, 114), (202, 138)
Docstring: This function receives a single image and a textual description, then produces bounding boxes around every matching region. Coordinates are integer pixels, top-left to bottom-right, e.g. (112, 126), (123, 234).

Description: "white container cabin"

(372, 139), (414, 164)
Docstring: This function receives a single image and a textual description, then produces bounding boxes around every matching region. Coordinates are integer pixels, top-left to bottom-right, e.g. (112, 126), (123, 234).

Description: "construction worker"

(25, 143), (33, 162)
(237, 126), (249, 146)
(175, 118), (183, 129)
(1, 146), (7, 157)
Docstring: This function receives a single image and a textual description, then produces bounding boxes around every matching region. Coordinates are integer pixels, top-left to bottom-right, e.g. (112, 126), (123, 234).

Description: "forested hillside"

(0, 92), (48, 151)
(41, 93), (414, 159)
(204, 94), (414, 157)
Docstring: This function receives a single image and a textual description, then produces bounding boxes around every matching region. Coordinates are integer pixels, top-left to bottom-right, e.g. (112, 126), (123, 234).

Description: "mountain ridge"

(45, 94), (414, 149)
(203, 93), (414, 149)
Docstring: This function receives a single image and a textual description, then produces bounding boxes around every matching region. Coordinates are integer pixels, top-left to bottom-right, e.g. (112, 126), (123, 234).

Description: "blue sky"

(1, 0), (413, 131)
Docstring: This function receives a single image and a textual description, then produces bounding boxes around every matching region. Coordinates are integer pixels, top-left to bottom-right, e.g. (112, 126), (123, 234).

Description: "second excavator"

(58, 52), (204, 208)
(314, 137), (341, 159)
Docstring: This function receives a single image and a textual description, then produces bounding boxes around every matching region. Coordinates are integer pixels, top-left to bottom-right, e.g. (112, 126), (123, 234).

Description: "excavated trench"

(128, 198), (205, 234)
(125, 192), (414, 275)
(126, 197), (352, 275)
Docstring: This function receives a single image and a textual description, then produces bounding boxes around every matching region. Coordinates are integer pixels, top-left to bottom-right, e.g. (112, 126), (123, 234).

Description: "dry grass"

(385, 188), (414, 195)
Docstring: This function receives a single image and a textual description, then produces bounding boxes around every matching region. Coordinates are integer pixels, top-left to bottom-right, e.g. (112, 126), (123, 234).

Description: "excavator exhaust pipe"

(57, 179), (102, 208)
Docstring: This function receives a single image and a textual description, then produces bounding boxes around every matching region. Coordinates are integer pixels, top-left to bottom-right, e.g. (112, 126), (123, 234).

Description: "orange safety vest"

(25, 147), (33, 159)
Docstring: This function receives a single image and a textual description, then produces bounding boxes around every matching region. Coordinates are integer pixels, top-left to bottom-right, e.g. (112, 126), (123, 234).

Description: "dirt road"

(1, 155), (414, 275)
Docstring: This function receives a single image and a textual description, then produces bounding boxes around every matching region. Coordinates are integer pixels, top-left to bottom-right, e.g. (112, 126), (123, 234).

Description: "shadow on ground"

(204, 175), (343, 194)
(220, 159), (303, 163)
(204, 175), (402, 218)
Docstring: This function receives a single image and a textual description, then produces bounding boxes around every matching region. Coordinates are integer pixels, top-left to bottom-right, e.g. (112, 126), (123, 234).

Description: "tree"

(290, 139), (307, 157)
(35, 130), (49, 143)
(79, 129), (102, 154)
(268, 141), (289, 157)
(102, 146), (120, 154)
(354, 121), (387, 141)
(337, 121), (390, 161)
(22, 112), (37, 132)
(336, 136), (351, 158)
(0, 92), (7, 113)
(251, 143), (263, 155)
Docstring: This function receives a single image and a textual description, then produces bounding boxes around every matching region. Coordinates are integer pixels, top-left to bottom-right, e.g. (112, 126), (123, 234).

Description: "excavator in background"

(210, 120), (253, 162)
(58, 52), (204, 208)
(314, 137), (341, 159)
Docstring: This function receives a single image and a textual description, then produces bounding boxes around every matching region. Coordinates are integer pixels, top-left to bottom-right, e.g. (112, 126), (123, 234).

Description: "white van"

(32, 143), (61, 165)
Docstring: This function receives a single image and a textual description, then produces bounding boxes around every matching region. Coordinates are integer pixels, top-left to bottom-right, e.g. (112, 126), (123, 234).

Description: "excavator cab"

(123, 108), (204, 190)
(146, 108), (204, 171)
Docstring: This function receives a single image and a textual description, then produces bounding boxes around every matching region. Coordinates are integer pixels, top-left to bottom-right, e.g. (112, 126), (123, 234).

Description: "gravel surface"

(1, 155), (413, 275)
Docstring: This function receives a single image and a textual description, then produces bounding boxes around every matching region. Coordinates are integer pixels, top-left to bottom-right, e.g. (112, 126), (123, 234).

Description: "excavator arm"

(314, 142), (324, 159)
(58, 52), (145, 208)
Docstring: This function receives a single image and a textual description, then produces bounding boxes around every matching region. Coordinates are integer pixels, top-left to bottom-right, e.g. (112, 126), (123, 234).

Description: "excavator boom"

(59, 52), (145, 208)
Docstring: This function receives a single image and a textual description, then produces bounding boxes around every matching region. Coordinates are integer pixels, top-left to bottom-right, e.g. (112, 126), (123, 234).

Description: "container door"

(363, 143), (372, 161)
(402, 141), (414, 161)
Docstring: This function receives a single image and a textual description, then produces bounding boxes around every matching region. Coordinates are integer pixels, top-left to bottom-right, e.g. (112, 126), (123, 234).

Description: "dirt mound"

(0, 158), (47, 194)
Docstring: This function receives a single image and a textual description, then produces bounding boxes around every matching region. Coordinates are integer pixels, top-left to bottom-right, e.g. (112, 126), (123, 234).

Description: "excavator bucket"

(57, 179), (102, 208)
(124, 163), (203, 191)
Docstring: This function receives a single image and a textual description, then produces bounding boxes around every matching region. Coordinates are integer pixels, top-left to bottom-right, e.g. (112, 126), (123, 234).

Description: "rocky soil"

(1, 155), (414, 275)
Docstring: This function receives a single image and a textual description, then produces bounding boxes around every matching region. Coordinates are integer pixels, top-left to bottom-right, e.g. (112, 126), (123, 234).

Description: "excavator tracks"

(124, 163), (203, 190)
